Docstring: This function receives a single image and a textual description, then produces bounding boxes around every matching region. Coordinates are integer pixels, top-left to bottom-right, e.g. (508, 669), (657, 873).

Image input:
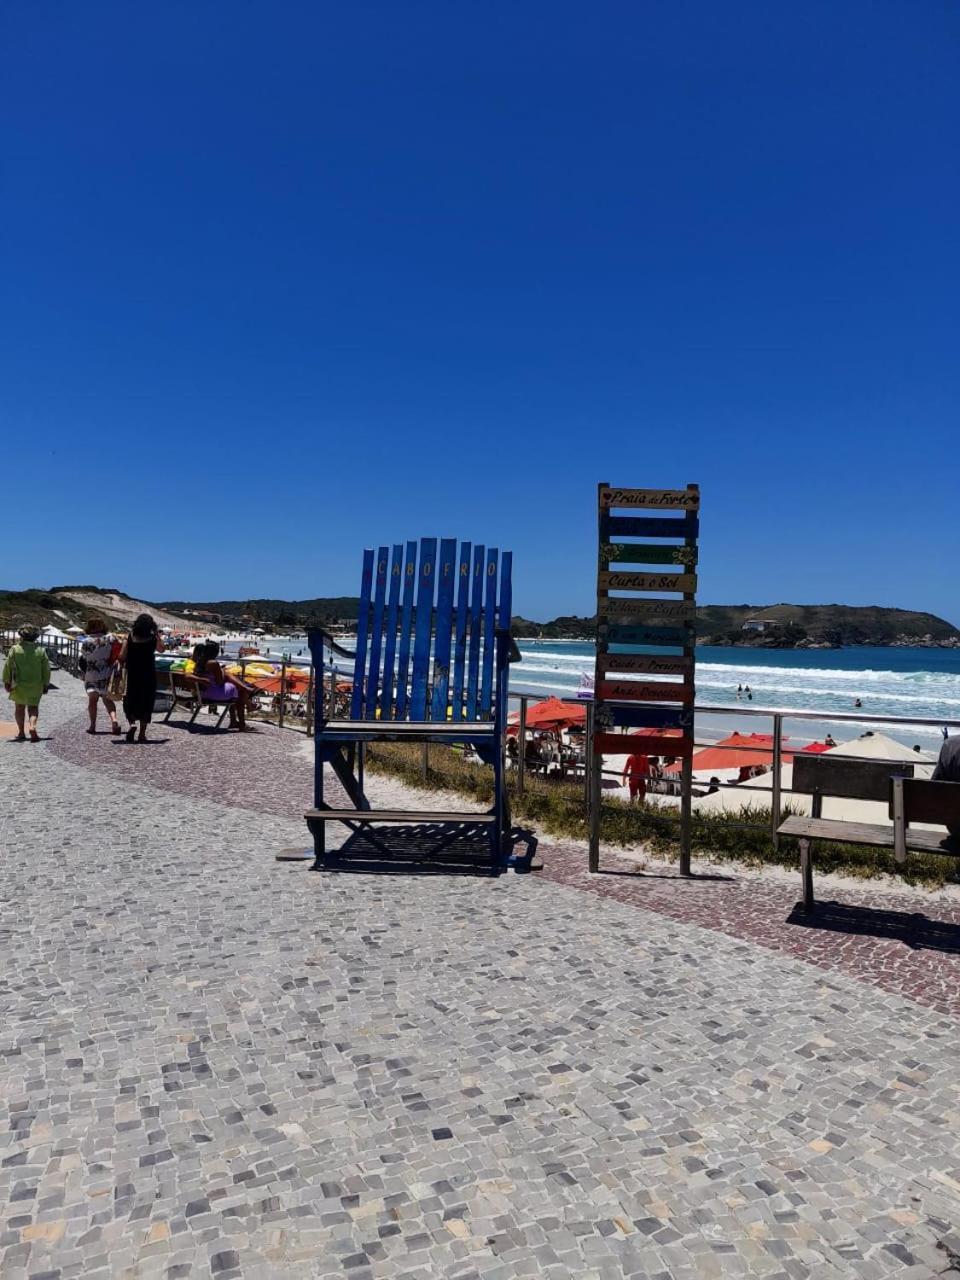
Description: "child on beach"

(622, 750), (651, 804)
(3, 625), (51, 742)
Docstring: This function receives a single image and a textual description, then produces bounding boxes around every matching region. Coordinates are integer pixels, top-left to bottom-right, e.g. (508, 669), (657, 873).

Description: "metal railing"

(0, 629), (84, 678)
(4, 625), (954, 847)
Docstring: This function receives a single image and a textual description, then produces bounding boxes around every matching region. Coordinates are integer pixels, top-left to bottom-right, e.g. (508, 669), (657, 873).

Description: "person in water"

(2, 625), (51, 742)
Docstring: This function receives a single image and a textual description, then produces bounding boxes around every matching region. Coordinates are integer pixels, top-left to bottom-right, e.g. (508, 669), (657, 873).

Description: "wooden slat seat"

(776, 756), (960, 910)
(320, 720), (496, 740)
(306, 808), (496, 824)
(778, 815), (958, 855)
(304, 537), (515, 869)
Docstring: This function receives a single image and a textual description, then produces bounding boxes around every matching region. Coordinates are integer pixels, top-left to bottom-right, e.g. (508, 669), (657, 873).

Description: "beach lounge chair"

(306, 539), (516, 869)
(164, 671), (234, 729)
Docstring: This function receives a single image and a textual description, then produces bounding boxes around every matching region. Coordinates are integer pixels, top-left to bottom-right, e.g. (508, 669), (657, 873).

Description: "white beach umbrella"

(827, 730), (937, 763)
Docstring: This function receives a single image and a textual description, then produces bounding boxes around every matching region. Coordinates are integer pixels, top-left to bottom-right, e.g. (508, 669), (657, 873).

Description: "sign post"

(588, 482), (700, 875)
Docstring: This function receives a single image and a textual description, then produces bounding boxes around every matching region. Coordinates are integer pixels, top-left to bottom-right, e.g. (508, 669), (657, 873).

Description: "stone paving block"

(3, 678), (960, 1277)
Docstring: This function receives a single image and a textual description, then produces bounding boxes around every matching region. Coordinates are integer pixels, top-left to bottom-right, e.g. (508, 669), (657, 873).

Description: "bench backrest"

(890, 778), (960, 826)
(792, 753), (914, 803)
(343, 539), (512, 724)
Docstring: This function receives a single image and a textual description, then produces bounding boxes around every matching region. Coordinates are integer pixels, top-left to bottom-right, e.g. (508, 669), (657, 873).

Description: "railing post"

(587, 702), (600, 872)
(517, 695), (527, 796)
(584, 700), (593, 808)
(771, 712), (783, 848)
(279, 659), (287, 729)
(679, 750), (693, 876)
(305, 663), (315, 736)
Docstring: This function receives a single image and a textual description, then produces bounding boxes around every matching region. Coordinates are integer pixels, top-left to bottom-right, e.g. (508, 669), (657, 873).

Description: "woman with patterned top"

(80, 617), (122, 735)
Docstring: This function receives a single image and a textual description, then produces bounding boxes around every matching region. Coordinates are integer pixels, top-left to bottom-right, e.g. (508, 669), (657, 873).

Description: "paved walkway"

(3, 674), (960, 1279)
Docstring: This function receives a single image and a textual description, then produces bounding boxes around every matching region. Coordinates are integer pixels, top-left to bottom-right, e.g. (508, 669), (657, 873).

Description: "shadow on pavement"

(598, 867), (736, 883)
(787, 899), (960, 955)
(309, 823), (539, 878)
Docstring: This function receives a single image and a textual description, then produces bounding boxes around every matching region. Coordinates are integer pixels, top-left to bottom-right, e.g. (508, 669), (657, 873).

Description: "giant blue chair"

(306, 539), (516, 869)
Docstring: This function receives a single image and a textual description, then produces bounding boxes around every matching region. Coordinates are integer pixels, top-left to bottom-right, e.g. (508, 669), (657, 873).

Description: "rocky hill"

(0, 587), (205, 634)
(694, 604), (960, 648)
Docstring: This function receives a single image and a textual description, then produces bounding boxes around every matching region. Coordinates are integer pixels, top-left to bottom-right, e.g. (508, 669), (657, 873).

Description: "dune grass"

(364, 741), (958, 889)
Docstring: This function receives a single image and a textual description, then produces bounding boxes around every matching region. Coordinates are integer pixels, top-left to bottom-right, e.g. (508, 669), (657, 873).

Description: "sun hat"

(18, 624), (39, 641)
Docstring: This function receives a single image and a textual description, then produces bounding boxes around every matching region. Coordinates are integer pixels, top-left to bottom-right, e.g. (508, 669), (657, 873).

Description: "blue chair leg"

(491, 745), (504, 868)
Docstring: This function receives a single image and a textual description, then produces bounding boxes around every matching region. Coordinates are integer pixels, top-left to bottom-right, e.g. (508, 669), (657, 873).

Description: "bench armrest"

(307, 627), (357, 661)
(496, 628), (522, 664)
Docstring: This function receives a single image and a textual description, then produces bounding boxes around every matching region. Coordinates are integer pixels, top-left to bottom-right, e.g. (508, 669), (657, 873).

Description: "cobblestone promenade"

(3, 675), (960, 1279)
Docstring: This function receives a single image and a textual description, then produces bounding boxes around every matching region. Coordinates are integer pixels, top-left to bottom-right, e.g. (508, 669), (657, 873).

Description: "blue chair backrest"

(349, 539), (512, 723)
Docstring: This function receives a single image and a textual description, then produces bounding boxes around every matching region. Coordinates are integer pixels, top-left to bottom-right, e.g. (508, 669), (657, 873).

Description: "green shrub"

(364, 742), (956, 888)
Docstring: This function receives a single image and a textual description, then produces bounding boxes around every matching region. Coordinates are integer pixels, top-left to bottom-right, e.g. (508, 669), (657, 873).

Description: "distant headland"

(1, 588), (957, 649)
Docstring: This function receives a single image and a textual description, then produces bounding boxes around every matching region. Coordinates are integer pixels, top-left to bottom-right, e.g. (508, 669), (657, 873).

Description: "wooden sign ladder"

(588, 482), (700, 874)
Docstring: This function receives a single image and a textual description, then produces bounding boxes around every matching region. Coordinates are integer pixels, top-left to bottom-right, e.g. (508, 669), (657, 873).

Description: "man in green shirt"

(2, 625), (51, 741)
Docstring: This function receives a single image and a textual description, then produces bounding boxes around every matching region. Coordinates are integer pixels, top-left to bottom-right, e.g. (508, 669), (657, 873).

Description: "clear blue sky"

(3, 2), (958, 623)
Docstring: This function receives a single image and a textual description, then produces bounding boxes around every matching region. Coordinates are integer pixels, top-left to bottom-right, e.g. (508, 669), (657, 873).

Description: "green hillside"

(3, 587), (957, 649)
(695, 603), (959, 647)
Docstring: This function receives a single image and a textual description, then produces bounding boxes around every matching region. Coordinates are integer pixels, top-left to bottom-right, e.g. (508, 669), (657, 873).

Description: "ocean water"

(222, 634), (960, 748)
(513, 640), (960, 747)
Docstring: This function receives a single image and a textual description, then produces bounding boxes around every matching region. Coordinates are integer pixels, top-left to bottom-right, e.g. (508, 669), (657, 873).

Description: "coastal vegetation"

(2, 585), (957, 648)
(159, 595), (959, 647)
(364, 741), (959, 888)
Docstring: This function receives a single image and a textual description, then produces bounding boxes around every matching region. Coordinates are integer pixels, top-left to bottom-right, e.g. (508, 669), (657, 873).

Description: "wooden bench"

(306, 538), (516, 869)
(777, 753), (960, 909)
(163, 671), (234, 729)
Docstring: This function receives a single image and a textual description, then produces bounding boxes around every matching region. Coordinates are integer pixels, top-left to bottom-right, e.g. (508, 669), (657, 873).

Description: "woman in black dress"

(120, 613), (160, 742)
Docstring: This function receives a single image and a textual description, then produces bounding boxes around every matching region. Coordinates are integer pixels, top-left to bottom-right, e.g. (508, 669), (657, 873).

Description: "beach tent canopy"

(245, 670), (311, 695)
(39, 625), (68, 638)
(65, 624), (84, 634)
(507, 696), (586, 733)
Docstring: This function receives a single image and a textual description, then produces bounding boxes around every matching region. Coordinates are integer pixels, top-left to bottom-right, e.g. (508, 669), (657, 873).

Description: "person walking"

(2, 625), (51, 742)
(118, 613), (160, 743)
(80, 617), (121, 735)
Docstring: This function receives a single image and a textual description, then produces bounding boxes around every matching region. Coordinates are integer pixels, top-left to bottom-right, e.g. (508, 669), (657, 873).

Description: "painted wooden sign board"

(600, 704), (693, 731)
(599, 487), (700, 511)
(599, 597), (696, 622)
(593, 732), (693, 759)
(604, 624), (692, 646)
(596, 680), (693, 703)
(598, 571), (697, 593)
(604, 514), (699, 539)
(597, 653), (692, 676)
(602, 542), (698, 565)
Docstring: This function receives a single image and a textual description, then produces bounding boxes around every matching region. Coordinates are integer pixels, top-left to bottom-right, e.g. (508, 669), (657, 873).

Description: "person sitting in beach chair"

(194, 643), (256, 731)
